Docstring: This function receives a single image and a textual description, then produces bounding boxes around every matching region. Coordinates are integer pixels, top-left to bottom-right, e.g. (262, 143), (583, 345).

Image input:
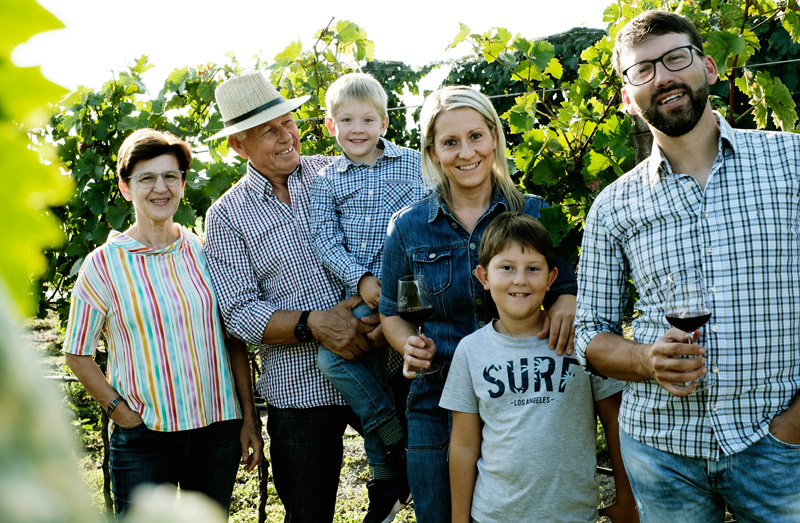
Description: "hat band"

(224, 95), (286, 126)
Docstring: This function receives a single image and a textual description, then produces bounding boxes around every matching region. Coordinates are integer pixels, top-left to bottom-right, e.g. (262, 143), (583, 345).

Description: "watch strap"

(298, 310), (311, 327)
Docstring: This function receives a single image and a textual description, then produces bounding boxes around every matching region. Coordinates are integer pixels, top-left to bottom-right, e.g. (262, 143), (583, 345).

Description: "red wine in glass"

(398, 306), (434, 328)
(665, 311), (711, 332)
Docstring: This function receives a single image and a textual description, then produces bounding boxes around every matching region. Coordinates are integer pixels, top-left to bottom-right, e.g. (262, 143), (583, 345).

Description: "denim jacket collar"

(425, 187), (510, 224)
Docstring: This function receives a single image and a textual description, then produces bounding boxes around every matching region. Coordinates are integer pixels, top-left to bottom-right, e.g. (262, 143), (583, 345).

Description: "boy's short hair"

(325, 73), (388, 120)
(613, 10), (704, 77)
(116, 128), (192, 183)
(479, 212), (555, 270)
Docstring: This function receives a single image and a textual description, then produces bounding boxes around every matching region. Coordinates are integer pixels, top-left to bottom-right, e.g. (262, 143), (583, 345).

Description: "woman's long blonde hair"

(419, 86), (523, 212)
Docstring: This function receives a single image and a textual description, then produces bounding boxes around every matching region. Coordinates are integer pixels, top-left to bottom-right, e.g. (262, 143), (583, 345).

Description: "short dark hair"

(116, 128), (192, 183)
(478, 212), (555, 270)
(613, 10), (704, 78)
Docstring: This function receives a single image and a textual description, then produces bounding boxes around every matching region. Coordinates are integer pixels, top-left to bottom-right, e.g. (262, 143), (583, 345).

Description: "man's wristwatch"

(294, 311), (314, 342)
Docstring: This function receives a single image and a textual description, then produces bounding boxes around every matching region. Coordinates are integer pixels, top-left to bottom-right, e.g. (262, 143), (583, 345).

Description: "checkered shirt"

(204, 156), (347, 408)
(309, 138), (427, 295)
(575, 113), (800, 459)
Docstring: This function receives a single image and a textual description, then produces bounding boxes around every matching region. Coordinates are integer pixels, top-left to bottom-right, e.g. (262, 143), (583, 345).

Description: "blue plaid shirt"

(309, 138), (428, 295)
(575, 114), (800, 459)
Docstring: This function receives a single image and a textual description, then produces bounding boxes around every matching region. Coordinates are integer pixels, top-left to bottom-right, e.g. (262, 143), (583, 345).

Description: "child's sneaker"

(363, 478), (412, 523)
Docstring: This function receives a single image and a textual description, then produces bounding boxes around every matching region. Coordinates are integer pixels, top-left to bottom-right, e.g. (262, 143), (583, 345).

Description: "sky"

(14, 0), (609, 96)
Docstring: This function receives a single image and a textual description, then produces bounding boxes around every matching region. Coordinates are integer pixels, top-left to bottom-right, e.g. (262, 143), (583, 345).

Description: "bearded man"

(575, 10), (800, 523)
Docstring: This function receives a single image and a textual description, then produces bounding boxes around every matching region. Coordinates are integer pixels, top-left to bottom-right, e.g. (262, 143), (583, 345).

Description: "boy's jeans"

(619, 427), (800, 523)
(317, 302), (397, 470)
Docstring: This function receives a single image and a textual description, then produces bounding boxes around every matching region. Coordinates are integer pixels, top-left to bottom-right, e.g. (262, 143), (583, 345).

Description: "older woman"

(63, 129), (262, 517)
(379, 86), (577, 522)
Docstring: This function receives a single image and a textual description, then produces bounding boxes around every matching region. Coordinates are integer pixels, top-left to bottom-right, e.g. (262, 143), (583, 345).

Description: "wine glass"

(665, 268), (712, 390)
(397, 275), (437, 376)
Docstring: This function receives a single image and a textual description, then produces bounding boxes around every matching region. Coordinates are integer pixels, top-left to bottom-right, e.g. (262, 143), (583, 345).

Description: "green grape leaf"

(450, 22), (471, 50)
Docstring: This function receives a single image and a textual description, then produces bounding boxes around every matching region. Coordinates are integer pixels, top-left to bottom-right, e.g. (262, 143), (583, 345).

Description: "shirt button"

(368, 190), (374, 196)
(429, 253), (436, 259)
(478, 321), (485, 328)
(707, 248), (713, 254)
(712, 404), (719, 412)
(476, 298), (483, 305)
(451, 222), (458, 229)
(472, 269), (477, 276)
(361, 243), (367, 248)
(365, 217), (371, 223)
(710, 287), (716, 293)
(469, 243), (476, 249)
(704, 212), (709, 219)
(712, 366), (719, 374)
(712, 325), (718, 333)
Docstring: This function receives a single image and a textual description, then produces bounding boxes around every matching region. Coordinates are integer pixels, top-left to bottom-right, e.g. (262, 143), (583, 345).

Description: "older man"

(204, 71), (379, 522)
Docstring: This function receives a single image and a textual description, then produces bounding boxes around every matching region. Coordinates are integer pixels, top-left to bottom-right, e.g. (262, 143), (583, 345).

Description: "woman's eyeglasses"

(129, 170), (184, 188)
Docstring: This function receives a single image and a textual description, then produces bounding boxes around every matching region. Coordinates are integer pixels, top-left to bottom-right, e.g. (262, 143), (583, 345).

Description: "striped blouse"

(64, 226), (241, 432)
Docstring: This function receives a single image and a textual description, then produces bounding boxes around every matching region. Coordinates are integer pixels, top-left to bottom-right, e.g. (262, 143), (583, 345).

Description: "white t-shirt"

(440, 321), (623, 523)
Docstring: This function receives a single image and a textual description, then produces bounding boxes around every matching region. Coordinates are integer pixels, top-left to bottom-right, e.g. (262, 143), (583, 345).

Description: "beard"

(639, 81), (709, 137)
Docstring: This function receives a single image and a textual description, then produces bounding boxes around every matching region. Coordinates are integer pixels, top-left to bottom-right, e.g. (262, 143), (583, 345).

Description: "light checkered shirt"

(576, 113), (800, 459)
(309, 138), (427, 295)
(204, 156), (347, 409)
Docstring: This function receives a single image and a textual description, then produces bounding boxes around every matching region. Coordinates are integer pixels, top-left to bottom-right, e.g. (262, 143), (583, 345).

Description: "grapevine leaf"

(450, 23), (471, 50)
(784, 10), (800, 42)
(764, 75), (798, 131)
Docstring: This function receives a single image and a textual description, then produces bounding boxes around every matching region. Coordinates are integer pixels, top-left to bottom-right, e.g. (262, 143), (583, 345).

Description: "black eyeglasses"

(622, 45), (704, 86)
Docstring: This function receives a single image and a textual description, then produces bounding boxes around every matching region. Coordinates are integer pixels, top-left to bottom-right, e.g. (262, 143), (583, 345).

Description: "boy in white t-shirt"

(440, 212), (638, 523)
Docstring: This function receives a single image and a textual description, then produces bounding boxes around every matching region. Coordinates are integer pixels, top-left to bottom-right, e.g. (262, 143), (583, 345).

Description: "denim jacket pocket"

(410, 250), (452, 295)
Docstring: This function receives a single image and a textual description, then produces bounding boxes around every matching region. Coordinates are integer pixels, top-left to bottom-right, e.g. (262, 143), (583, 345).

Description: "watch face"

(295, 324), (313, 343)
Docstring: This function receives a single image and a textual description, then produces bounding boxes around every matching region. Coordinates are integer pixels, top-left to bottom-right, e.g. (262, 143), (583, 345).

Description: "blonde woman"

(379, 86), (577, 522)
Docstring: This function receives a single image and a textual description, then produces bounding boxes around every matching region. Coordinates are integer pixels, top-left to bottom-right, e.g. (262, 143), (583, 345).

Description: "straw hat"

(205, 71), (311, 141)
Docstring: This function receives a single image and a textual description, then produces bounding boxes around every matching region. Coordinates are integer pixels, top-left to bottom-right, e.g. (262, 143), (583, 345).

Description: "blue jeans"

(109, 418), (241, 517)
(317, 302), (397, 469)
(267, 403), (360, 523)
(405, 371), (451, 523)
(620, 427), (800, 523)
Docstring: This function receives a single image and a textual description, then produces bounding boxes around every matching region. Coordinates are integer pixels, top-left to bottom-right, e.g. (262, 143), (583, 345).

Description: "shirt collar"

(243, 161), (302, 198)
(332, 137), (399, 172)
(108, 225), (187, 255)
(647, 110), (736, 186)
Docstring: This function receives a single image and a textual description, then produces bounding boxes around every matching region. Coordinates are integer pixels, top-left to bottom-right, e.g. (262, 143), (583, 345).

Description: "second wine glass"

(665, 268), (712, 390)
(397, 275), (437, 376)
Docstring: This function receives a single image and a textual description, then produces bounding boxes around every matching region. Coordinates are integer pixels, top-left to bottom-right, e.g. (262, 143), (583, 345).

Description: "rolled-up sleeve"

(574, 197), (629, 366)
(204, 204), (273, 346)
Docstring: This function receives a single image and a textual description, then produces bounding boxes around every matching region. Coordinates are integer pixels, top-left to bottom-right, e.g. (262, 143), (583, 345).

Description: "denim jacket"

(379, 190), (577, 370)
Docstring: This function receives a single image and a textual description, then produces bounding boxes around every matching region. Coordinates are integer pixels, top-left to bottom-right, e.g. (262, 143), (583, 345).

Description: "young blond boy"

(440, 212), (638, 523)
(309, 72), (428, 522)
